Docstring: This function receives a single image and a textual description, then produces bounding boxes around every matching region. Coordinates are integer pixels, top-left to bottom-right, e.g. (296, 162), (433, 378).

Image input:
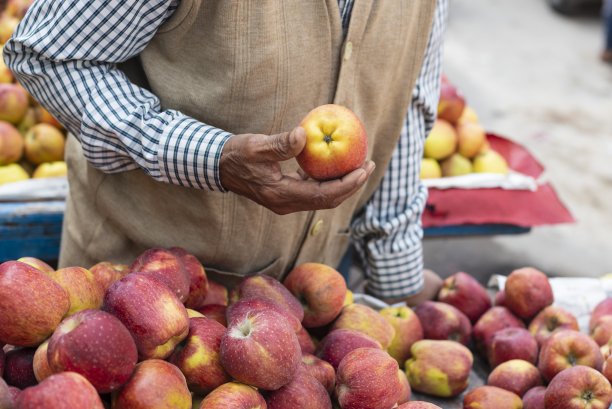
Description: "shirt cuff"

(157, 116), (233, 191)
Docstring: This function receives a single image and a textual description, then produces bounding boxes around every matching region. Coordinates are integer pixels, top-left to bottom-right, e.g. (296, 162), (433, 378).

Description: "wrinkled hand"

(220, 127), (375, 215)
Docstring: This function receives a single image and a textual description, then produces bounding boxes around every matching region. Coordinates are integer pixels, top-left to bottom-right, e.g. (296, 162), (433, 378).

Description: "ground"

(423, 0), (612, 282)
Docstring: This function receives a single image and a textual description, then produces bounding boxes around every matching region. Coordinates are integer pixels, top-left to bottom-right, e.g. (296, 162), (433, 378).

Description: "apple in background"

(130, 248), (191, 302)
(487, 359), (542, 397)
(0, 121), (23, 166)
(457, 122), (486, 159)
(16, 257), (54, 274)
(199, 382), (266, 409)
(590, 298), (612, 330)
(414, 301), (471, 345)
(15, 372), (104, 409)
(296, 104), (367, 181)
(3, 347), (37, 389)
(437, 82), (466, 124)
(488, 327), (539, 368)
(473, 306), (525, 353)
(495, 290), (506, 306)
(0, 51), (14, 84)
(227, 298), (301, 333)
(34, 106), (63, 130)
(169, 317), (231, 395)
(265, 365), (332, 409)
(0, 261), (70, 346)
(344, 290), (354, 306)
(504, 267), (553, 320)
(220, 308), (301, 390)
(302, 353), (335, 394)
(463, 386), (522, 409)
(523, 386), (546, 409)
(404, 340), (473, 398)
(0, 378), (11, 409)
(32, 340), (52, 382)
(397, 369), (411, 405)
(316, 329), (382, 370)
(538, 329), (603, 382)
(47, 309), (138, 393)
(335, 348), (401, 409)
(420, 158), (442, 179)
(47, 267), (104, 316)
(197, 304), (227, 327)
(169, 247), (209, 309)
(423, 119), (457, 160)
(31, 161), (67, 179)
(380, 305), (424, 367)
(24, 124), (65, 165)
(331, 304), (395, 349)
(283, 262), (347, 328)
(233, 274), (304, 322)
(545, 366), (612, 409)
(437, 272), (492, 323)
(0, 84), (29, 125)
(103, 273), (189, 360)
(89, 261), (129, 293)
(440, 153), (472, 177)
(297, 325), (316, 354)
(397, 403), (442, 409)
(528, 305), (579, 346)
(591, 316), (612, 346)
(457, 105), (479, 125)
(473, 150), (509, 174)
(603, 354), (612, 383)
(202, 280), (229, 306)
(113, 359), (191, 409)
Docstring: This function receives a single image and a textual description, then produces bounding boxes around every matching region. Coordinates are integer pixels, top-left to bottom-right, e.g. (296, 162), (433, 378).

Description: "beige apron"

(60, 0), (436, 288)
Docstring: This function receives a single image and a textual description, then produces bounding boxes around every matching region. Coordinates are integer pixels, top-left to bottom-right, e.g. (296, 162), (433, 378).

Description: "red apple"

(113, 359), (191, 409)
(0, 261), (70, 346)
(397, 403), (442, 409)
(528, 305), (579, 346)
(437, 82), (466, 125)
(32, 340), (52, 382)
(7, 386), (20, 407)
(0, 378), (11, 409)
(89, 262), (128, 293)
(103, 273), (189, 360)
(495, 290), (506, 307)
(473, 306), (525, 352)
(0, 121), (23, 165)
(336, 348), (401, 409)
(15, 372), (104, 409)
(397, 369), (411, 405)
(604, 354), (612, 383)
(0, 84), (28, 125)
(201, 280), (229, 306)
(591, 316), (612, 346)
(523, 386), (546, 409)
(487, 359), (542, 397)
(169, 247), (209, 309)
(3, 347), (37, 389)
(15, 258), (54, 275)
(414, 301), (471, 345)
(169, 317), (231, 395)
(220, 308), (301, 390)
(197, 304), (227, 327)
(316, 329), (382, 370)
(265, 365), (332, 409)
(0, 347), (4, 378)
(463, 385), (522, 409)
(233, 274), (304, 322)
(47, 267), (104, 316)
(437, 272), (491, 323)
(297, 325), (316, 354)
(380, 305), (424, 367)
(504, 267), (553, 320)
(296, 104), (367, 181)
(199, 382), (266, 409)
(590, 298), (612, 331)
(302, 353), (335, 394)
(227, 298), (301, 333)
(283, 262), (347, 328)
(488, 327), (538, 368)
(331, 304), (395, 349)
(129, 248), (192, 302)
(538, 329), (603, 382)
(47, 309), (137, 393)
(545, 365), (612, 409)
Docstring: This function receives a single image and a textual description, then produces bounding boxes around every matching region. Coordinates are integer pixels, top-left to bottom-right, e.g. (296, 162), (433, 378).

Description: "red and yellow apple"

(437, 82), (466, 125)
(591, 316), (612, 346)
(590, 298), (612, 331)
(89, 261), (129, 293)
(32, 340), (52, 382)
(0, 121), (23, 165)
(504, 267), (553, 320)
(424, 119), (457, 160)
(380, 305), (424, 367)
(23, 124), (65, 165)
(47, 266), (104, 316)
(316, 328), (382, 370)
(0, 84), (28, 125)
(538, 329), (603, 382)
(487, 359), (542, 397)
(233, 274), (304, 322)
(463, 385), (523, 409)
(32, 161), (67, 178)
(331, 304), (395, 349)
(456, 122), (486, 159)
(414, 301), (472, 345)
(397, 369), (411, 405)
(129, 247), (191, 302)
(198, 382), (266, 409)
(544, 365), (612, 409)
(440, 153), (472, 177)
(16, 257), (54, 274)
(528, 305), (579, 346)
(227, 298), (301, 333)
(437, 271), (492, 323)
(15, 372), (104, 409)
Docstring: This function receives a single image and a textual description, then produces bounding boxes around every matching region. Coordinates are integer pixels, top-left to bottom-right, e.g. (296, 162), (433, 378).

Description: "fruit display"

(421, 77), (510, 179)
(0, 0), (68, 187)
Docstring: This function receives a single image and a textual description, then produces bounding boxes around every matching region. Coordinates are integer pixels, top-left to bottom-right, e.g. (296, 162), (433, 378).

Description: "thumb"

(262, 127), (306, 162)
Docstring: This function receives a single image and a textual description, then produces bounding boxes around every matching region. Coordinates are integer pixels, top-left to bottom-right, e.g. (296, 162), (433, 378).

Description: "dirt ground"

(423, 0), (612, 282)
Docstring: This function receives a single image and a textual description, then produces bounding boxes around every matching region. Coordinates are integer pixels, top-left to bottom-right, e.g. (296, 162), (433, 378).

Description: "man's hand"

(220, 127), (375, 215)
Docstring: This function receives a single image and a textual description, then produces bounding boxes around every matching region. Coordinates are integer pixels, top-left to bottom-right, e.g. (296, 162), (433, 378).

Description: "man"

(5, 0), (447, 305)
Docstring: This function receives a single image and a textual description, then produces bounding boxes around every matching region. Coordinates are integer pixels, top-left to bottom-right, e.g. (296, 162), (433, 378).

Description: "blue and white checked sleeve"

(351, 0), (448, 299)
(3, 0), (232, 191)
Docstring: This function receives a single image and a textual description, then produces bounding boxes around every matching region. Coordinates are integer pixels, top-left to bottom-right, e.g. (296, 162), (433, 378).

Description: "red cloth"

(422, 134), (575, 228)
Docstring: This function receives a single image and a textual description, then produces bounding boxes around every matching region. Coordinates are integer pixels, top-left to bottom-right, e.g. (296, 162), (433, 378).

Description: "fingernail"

(357, 169), (367, 185)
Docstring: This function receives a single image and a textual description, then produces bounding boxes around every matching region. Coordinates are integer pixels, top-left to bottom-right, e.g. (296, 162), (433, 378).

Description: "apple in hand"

(504, 267), (553, 320)
(221, 308), (301, 390)
(523, 386), (546, 409)
(380, 305), (424, 368)
(233, 274), (304, 322)
(316, 328), (381, 370)
(15, 372), (104, 409)
(130, 248), (192, 302)
(463, 385), (523, 409)
(265, 365), (332, 409)
(199, 382), (267, 409)
(0, 261), (70, 346)
(545, 365), (612, 409)
(103, 273), (189, 360)
(336, 348), (401, 409)
(3, 347), (37, 389)
(283, 262), (347, 328)
(414, 301), (471, 345)
(538, 329), (603, 382)
(47, 309), (138, 393)
(296, 104), (367, 181)
(437, 272), (491, 323)
(302, 353), (335, 394)
(331, 304), (395, 349)
(528, 305), (579, 346)
(473, 306), (524, 353)
(113, 359), (191, 409)
(488, 327), (539, 368)
(487, 359), (542, 397)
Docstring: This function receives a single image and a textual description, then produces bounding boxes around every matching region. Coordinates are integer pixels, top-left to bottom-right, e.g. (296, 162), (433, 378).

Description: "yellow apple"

(473, 150), (509, 174)
(0, 163), (28, 185)
(420, 158), (442, 179)
(441, 153), (472, 177)
(32, 161), (67, 178)
(24, 124), (65, 165)
(424, 120), (457, 160)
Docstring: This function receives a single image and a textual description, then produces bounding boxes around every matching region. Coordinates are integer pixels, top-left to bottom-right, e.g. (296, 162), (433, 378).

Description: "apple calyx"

(581, 390), (594, 402)
(546, 317), (559, 331)
(323, 134), (333, 144)
(567, 352), (577, 366)
(231, 318), (254, 339)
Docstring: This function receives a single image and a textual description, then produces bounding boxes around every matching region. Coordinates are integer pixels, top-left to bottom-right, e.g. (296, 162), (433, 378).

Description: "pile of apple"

(420, 76), (510, 179)
(0, 0), (68, 187)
